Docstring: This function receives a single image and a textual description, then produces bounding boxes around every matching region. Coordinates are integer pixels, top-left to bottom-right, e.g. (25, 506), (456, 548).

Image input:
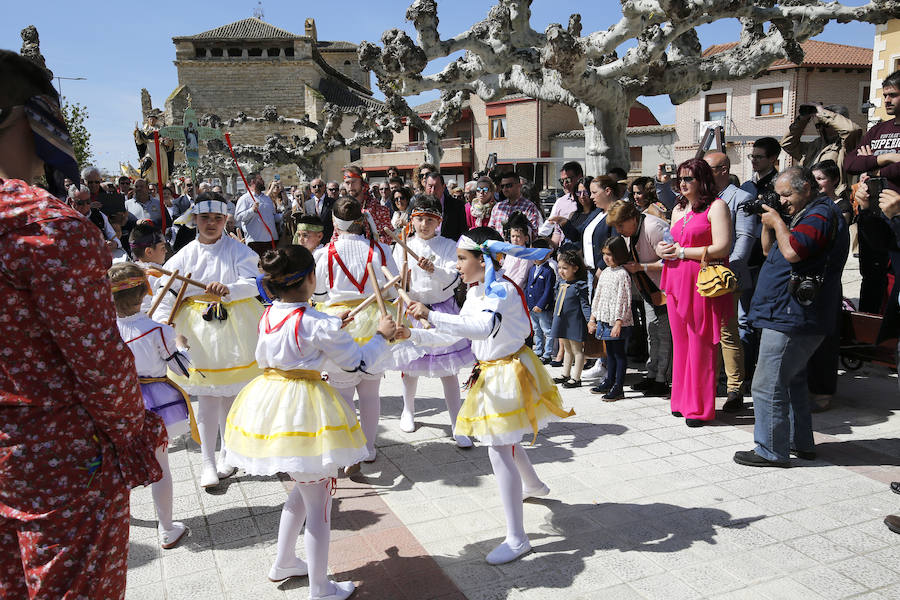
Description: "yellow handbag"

(696, 247), (737, 298)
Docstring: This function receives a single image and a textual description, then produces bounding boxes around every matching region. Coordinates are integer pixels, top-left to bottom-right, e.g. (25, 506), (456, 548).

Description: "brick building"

(868, 19), (900, 125)
(360, 94), (664, 187)
(674, 39), (872, 182)
(157, 17), (376, 186)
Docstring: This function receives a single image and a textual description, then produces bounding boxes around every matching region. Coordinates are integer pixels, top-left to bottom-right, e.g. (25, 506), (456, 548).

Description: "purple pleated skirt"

(403, 296), (476, 377)
(140, 380), (191, 439)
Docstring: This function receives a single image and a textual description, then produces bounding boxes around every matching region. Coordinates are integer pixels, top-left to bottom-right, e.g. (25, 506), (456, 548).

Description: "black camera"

(789, 272), (824, 306)
(742, 191), (782, 216)
(798, 103), (818, 117)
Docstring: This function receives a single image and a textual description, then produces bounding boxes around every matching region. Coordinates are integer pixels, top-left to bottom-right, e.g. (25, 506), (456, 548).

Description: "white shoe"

(399, 410), (415, 433)
(454, 434), (473, 448)
(583, 362), (607, 380)
(486, 539), (531, 565)
(159, 522), (188, 549)
(310, 580), (355, 600)
(268, 560), (309, 582)
(216, 457), (237, 480)
(523, 482), (550, 500)
(343, 462), (361, 476)
(363, 448), (377, 463)
(200, 463), (219, 488)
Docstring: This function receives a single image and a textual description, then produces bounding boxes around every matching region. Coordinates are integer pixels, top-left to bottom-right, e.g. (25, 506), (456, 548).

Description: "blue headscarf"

(457, 235), (552, 299)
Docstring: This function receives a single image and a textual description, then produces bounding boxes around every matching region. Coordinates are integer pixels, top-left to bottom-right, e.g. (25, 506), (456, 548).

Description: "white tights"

(151, 445), (174, 531)
(275, 478), (335, 598)
(196, 394), (235, 469)
(487, 444), (543, 547)
(401, 374), (463, 432)
(334, 378), (381, 454)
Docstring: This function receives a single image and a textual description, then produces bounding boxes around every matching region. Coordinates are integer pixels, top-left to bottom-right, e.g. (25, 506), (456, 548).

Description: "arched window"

(227, 47), (242, 57)
(195, 47), (207, 58)
(284, 47), (295, 57)
(210, 48), (223, 57)
(267, 47), (280, 57)
(248, 48), (263, 57)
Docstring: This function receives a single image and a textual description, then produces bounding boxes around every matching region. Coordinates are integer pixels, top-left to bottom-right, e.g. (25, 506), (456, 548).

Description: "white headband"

(173, 199), (229, 227)
(333, 215), (361, 231)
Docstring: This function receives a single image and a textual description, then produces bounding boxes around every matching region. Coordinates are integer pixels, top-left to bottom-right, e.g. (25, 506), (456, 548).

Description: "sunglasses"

(420, 173), (431, 179)
(559, 177), (573, 185)
(327, 188), (338, 192)
(311, 183), (323, 188)
(748, 154), (768, 161)
(86, 180), (101, 185)
(500, 182), (516, 189)
(476, 186), (491, 193)
(676, 176), (696, 184)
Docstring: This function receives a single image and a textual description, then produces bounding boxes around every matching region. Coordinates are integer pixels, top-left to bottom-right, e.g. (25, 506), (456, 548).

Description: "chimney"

(304, 18), (317, 41)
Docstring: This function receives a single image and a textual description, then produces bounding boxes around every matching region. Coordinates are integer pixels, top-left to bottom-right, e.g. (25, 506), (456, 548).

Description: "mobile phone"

(868, 176), (887, 217)
(273, 174), (281, 181)
(664, 164), (676, 175)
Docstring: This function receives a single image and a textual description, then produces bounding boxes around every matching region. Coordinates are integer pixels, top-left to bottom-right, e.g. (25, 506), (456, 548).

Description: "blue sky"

(1, 0), (877, 174)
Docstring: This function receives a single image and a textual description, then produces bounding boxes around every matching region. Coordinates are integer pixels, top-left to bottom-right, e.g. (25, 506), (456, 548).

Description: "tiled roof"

(316, 78), (381, 110)
(178, 18), (301, 40)
(702, 39), (871, 70)
(317, 40), (357, 51)
(552, 124), (675, 139)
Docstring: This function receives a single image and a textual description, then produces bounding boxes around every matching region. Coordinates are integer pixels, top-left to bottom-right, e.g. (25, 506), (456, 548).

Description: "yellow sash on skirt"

(139, 376), (201, 445)
(468, 346), (575, 444)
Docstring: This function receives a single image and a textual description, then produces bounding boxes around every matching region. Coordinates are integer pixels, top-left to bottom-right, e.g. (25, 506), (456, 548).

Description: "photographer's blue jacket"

(748, 196), (849, 335)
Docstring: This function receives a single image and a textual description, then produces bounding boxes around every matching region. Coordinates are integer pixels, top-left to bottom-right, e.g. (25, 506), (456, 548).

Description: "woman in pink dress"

(657, 159), (733, 426)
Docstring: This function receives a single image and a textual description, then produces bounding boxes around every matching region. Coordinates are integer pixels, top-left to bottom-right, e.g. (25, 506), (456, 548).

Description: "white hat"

(173, 198), (229, 227)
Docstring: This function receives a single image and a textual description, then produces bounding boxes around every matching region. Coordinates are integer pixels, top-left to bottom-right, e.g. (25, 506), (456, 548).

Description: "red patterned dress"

(0, 179), (166, 599)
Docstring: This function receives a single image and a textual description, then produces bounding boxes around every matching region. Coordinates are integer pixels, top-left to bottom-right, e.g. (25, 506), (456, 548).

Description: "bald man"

(704, 152), (757, 412)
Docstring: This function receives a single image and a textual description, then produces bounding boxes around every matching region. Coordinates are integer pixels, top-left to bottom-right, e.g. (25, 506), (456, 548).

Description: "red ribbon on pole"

(224, 132), (276, 250)
(153, 131), (167, 230)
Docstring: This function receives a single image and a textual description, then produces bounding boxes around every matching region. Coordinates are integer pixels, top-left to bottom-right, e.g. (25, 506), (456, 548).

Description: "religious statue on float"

(134, 104), (175, 185)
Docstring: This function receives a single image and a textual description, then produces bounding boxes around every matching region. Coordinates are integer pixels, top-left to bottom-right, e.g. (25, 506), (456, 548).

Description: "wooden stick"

(147, 269), (178, 319)
(396, 263), (407, 322)
(167, 272), (192, 326)
(347, 274), (402, 317)
(381, 266), (430, 328)
(146, 265), (212, 291)
(366, 263), (388, 317)
(384, 227), (421, 261)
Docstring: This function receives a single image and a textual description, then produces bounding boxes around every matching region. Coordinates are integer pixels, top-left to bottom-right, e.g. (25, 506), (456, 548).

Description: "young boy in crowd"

(293, 214), (325, 252)
(525, 238), (556, 364)
(502, 212), (535, 288)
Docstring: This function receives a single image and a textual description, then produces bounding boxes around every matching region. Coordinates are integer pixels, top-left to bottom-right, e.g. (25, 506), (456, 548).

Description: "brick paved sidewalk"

(126, 353), (900, 599)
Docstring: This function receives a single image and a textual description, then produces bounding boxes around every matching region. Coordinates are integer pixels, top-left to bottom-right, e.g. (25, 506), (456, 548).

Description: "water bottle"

(662, 230), (675, 261)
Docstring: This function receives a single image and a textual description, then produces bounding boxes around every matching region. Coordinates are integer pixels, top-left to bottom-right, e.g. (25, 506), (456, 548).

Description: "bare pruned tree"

(201, 103), (403, 180)
(384, 89), (469, 165)
(360, 0), (899, 174)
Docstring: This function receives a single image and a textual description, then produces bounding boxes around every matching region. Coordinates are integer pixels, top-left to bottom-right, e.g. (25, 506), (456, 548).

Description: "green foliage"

(61, 97), (93, 167)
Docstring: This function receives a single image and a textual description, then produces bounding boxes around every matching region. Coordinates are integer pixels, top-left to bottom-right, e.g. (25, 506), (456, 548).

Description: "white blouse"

(409, 279), (530, 361)
(313, 233), (399, 304)
(117, 313), (189, 378)
(392, 235), (460, 305)
(136, 259), (163, 313)
(151, 234), (261, 322)
(256, 301), (388, 374)
(590, 265), (634, 326)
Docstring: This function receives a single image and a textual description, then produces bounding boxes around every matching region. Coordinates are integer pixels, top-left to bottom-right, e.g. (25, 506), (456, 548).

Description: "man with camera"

(733, 167), (849, 468)
(782, 103), (861, 195)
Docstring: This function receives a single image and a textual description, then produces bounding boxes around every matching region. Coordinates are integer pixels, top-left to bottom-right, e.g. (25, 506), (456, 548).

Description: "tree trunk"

(424, 130), (443, 168)
(576, 103), (630, 176)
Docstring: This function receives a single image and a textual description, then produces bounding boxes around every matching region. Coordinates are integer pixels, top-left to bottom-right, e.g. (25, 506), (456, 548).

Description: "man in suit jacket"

(303, 178), (334, 242)
(424, 172), (467, 241)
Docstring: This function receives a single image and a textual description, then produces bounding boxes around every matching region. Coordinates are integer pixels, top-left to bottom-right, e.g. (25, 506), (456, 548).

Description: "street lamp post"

(55, 76), (87, 98)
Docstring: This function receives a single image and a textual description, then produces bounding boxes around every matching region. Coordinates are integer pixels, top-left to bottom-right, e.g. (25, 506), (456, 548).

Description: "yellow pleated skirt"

(457, 346), (574, 446)
(316, 300), (379, 344)
(223, 369), (369, 477)
(167, 297), (264, 395)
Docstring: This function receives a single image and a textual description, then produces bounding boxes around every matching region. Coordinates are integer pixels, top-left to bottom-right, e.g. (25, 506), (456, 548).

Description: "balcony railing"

(381, 137), (471, 153)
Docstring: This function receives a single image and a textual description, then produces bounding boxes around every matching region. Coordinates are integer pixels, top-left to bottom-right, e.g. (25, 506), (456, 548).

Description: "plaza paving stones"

(125, 253), (900, 598)
(126, 359), (900, 599)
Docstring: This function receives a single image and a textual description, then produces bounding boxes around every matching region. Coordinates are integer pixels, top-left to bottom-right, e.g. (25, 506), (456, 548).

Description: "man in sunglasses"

(487, 171), (543, 239)
(303, 177), (334, 241)
(547, 161), (583, 245)
(782, 103), (860, 196)
(67, 183), (125, 259)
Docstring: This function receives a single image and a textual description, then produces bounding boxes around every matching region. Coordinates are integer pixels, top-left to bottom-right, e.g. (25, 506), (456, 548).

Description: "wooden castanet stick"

(167, 272), (193, 326)
(347, 274), (402, 318)
(384, 227), (421, 261)
(381, 266), (430, 329)
(147, 268), (179, 319)
(366, 263), (389, 317)
(396, 263), (408, 322)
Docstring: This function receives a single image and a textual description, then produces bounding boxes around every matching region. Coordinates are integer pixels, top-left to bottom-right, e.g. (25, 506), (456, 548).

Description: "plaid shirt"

(487, 197), (543, 239)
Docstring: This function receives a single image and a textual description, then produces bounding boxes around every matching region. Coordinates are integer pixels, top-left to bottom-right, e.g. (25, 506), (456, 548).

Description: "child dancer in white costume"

(128, 220), (167, 313)
(393, 195), (474, 446)
(110, 262), (194, 549)
(405, 227), (574, 565)
(151, 193), (264, 488)
(312, 197), (399, 464)
(224, 246), (396, 600)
